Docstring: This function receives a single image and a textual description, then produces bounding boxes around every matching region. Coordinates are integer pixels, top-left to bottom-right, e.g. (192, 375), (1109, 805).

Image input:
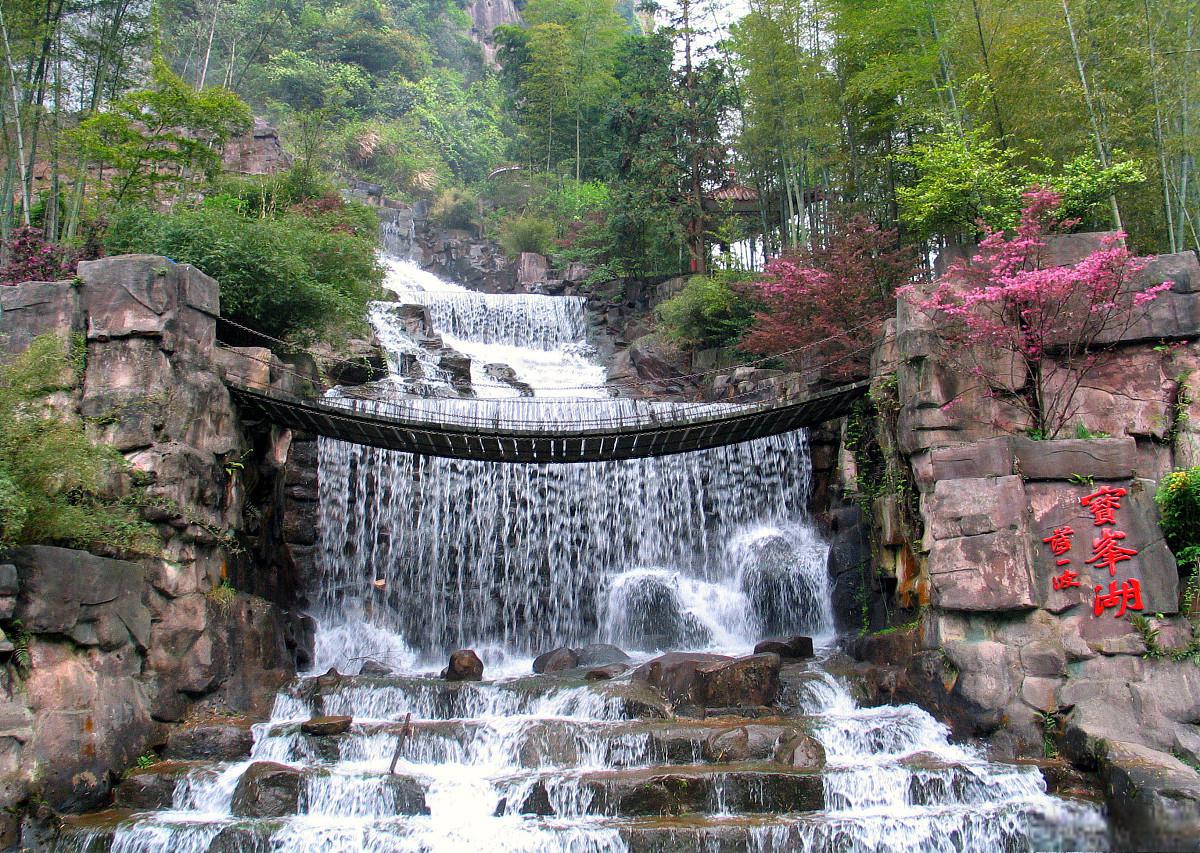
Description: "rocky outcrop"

(467, 0), (521, 65)
(0, 257), (311, 835)
(829, 235), (1200, 842)
(221, 118), (292, 176)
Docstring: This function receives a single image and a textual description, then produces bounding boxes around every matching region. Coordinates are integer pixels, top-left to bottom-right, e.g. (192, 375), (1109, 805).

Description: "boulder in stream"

(359, 659), (394, 677)
(633, 652), (782, 712)
(585, 663), (629, 681)
(301, 715), (352, 736)
(230, 761), (302, 817)
(442, 649), (484, 681)
(754, 635), (815, 659)
(575, 643), (632, 668)
(532, 647), (579, 674)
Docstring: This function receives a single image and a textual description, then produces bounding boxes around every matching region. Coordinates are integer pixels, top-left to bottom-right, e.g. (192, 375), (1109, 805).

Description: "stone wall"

(0, 256), (313, 843)
(835, 242), (1200, 846)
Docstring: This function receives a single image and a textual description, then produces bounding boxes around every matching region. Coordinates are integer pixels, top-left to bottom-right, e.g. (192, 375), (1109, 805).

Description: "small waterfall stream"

(54, 258), (1111, 852)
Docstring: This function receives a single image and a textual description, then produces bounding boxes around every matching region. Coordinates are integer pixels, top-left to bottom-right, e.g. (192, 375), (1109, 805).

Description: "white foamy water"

(53, 256), (1111, 853)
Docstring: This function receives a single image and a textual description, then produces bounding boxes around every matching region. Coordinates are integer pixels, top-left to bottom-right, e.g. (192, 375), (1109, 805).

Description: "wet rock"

(632, 653), (730, 708)
(230, 761), (302, 817)
(607, 573), (712, 649)
(1103, 740), (1200, 851)
(301, 715), (352, 736)
(367, 772), (430, 815)
(632, 652), (781, 712)
(575, 644), (631, 668)
(754, 636), (814, 659)
(164, 720), (254, 761)
(697, 654), (782, 710)
(590, 681), (670, 719)
(438, 349), (473, 393)
(775, 733), (827, 770)
(207, 823), (276, 853)
(358, 660), (393, 677)
(442, 649), (484, 682)
(114, 761), (203, 809)
(484, 363), (534, 397)
(532, 647), (579, 674)
(738, 534), (825, 637)
(586, 664), (629, 681)
(706, 725), (799, 763)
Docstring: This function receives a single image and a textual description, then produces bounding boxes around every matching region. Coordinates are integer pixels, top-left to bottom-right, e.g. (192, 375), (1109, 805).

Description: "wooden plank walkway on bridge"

(226, 381), (870, 463)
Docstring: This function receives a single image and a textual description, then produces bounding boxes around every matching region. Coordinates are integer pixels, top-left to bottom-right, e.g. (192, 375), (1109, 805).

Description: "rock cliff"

(0, 256), (317, 844)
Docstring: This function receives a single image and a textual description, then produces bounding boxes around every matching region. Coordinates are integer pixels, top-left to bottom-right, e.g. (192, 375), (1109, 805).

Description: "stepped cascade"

(54, 258), (1113, 852)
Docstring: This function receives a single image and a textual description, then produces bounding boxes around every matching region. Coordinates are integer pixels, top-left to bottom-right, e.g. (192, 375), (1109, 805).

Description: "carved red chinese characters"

(1084, 528), (1138, 577)
(1052, 568), (1081, 590)
(1042, 526), (1075, 566)
(1093, 578), (1143, 618)
(1080, 485), (1128, 526)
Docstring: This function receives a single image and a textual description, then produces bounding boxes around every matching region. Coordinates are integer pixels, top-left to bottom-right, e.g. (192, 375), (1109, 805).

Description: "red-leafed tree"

(741, 215), (918, 382)
(0, 228), (80, 286)
(900, 189), (1170, 438)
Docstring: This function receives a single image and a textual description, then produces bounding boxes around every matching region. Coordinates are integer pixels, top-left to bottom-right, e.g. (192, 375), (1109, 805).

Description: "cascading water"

(314, 257), (830, 670)
(54, 257), (1112, 853)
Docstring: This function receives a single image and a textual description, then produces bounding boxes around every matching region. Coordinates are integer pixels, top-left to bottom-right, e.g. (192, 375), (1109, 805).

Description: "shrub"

(430, 187), (478, 229)
(103, 199), (382, 341)
(0, 227), (80, 285)
(498, 214), (555, 258)
(0, 334), (158, 555)
(1156, 467), (1200, 566)
(657, 272), (757, 350)
(742, 215), (917, 380)
(898, 126), (1145, 240)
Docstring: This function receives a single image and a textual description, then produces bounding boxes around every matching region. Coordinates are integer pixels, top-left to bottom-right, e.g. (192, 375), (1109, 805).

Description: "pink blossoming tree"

(901, 189), (1171, 438)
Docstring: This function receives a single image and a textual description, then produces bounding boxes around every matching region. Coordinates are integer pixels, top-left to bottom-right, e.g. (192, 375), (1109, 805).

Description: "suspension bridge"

(226, 380), (870, 464)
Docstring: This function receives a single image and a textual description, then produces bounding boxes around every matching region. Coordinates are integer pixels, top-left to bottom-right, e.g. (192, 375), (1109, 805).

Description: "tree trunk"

(1060, 0), (1121, 231)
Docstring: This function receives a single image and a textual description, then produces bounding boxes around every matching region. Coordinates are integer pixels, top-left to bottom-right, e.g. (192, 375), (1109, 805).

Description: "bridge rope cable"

(215, 309), (893, 397)
(220, 334), (881, 432)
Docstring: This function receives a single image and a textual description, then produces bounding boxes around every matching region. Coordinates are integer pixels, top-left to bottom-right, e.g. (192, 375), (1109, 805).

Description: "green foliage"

(656, 273), (756, 350)
(70, 57), (251, 204)
(430, 187), (479, 229)
(5, 620), (31, 676)
(207, 579), (237, 608)
(1155, 467), (1200, 559)
(102, 188), (382, 341)
(1046, 155), (1146, 227)
(1073, 423), (1111, 440)
(898, 127), (1148, 241)
(896, 127), (1030, 241)
(0, 335), (158, 556)
(135, 753), (157, 770)
(1133, 614), (1200, 665)
(1035, 711), (1060, 758)
(498, 214), (555, 257)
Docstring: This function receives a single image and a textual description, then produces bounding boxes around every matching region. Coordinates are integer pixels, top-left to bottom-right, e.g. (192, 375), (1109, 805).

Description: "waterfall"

(312, 258), (830, 672)
(51, 256), (1112, 853)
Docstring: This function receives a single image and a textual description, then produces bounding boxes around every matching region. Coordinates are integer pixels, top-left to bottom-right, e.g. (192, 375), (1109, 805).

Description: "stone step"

(56, 797), (1111, 853)
(254, 716), (824, 771)
(499, 762), (826, 817)
(281, 672), (670, 722)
